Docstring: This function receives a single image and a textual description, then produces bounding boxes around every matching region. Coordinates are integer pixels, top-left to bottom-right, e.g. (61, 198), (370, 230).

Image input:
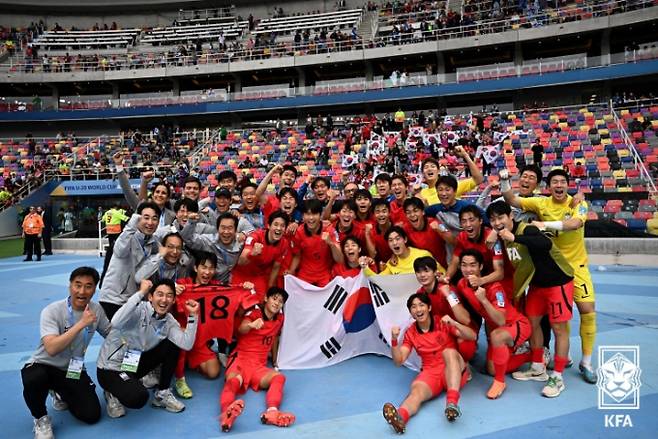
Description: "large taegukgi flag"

(277, 272), (421, 371)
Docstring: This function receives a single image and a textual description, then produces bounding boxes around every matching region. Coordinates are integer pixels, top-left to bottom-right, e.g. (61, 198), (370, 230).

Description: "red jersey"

(291, 223), (340, 286)
(367, 224), (393, 263)
(389, 199), (406, 224)
(261, 195), (280, 225)
(453, 226), (503, 275)
(402, 315), (459, 369)
(354, 214), (375, 228)
(175, 279), (254, 349)
(402, 217), (448, 268)
(332, 263), (361, 278)
(416, 282), (454, 320)
(235, 307), (284, 366)
(232, 229), (291, 297)
(456, 279), (524, 331)
(332, 220), (366, 246)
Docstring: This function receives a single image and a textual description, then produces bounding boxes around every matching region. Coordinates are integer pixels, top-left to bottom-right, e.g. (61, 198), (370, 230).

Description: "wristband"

(392, 338), (398, 347)
(447, 292), (460, 307)
(543, 221), (564, 231)
(500, 178), (511, 193)
(187, 316), (196, 324)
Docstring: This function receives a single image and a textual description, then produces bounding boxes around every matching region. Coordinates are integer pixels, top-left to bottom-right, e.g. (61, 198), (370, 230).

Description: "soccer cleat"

(50, 390), (68, 411)
(175, 378), (194, 399)
(152, 388), (186, 413)
(486, 380), (506, 399)
(141, 369), (160, 389)
(579, 363), (597, 384)
(220, 399), (244, 432)
(260, 409), (296, 427)
(512, 365), (548, 382)
(104, 391), (126, 418)
(542, 375), (565, 398)
(382, 402), (406, 434)
(444, 403), (461, 422)
(33, 415), (54, 439)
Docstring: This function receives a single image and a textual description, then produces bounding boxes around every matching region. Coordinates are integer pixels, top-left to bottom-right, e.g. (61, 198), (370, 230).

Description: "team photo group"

(21, 138), (599, 438)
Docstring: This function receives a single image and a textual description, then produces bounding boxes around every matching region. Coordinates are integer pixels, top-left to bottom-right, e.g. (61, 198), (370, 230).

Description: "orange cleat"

(220, 399), (245, 432)
(382, 402), (406, 434)
(260, 409), (296, 427)
(486, 380), (507, 399)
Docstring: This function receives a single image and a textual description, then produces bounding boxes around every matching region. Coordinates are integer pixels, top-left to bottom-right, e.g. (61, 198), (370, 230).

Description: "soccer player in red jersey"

(383, 293), (476, 433)
(455, 249), (532, 399)
(389, 174), (409, 224)
(413, 256), (477, 362)
(173, 253), (223, 399)
(353, 188), (374, 226)
(402, 197), (452, 268)
(332, 236), (376, 278)
(331, 199), (366, 245)
(232, 211), (291, 300)
(364, 198), (393, 265)
(288, 199), (343, 287)
(444, 205), (504, 288)
(219, 287), (295, 432)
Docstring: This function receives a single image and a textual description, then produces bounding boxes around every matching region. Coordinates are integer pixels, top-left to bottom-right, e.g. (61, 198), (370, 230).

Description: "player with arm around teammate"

(382, 293), (476, 434)
(219, 287), (295, 432)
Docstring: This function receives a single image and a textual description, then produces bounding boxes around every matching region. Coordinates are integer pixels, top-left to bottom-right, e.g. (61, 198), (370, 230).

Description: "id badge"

(66, 356), (84, 380)
(120, 349), (142, 373)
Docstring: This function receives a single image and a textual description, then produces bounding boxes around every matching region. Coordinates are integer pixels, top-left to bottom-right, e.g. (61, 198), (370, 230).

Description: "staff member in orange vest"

(23, 206), (45, 262)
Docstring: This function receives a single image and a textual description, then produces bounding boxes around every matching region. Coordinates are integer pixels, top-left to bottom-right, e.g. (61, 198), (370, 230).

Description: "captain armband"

(543, 221), (564, 231)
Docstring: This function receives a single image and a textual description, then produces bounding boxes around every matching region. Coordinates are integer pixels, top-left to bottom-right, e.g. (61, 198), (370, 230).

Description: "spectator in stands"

(531, 141), (544, 166)
(572, 161), (586, 178)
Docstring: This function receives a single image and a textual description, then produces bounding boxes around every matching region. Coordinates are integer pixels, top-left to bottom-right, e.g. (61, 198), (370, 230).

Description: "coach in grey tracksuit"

(180, 211), (244, 284)
(96, 279), (198, 414)
(99, 202), (161, 319)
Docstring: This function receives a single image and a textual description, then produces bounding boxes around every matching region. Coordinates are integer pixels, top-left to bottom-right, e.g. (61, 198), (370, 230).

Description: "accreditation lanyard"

(66, 297), (92, 356)
(159, 261), (178, 283)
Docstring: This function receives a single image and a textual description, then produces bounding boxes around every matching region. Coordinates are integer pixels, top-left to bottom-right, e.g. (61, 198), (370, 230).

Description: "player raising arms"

(219, 287), (295, 432)
(501, 168), (597, 383)
(383, 293), (475, 433)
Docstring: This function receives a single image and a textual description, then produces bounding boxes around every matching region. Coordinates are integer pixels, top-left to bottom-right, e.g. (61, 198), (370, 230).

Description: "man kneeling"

(219, 287), (295, 432)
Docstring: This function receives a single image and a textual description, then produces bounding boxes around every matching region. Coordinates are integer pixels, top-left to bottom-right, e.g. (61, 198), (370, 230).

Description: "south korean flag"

(278, 272), (389, 369)
(369, 273), (422, 371)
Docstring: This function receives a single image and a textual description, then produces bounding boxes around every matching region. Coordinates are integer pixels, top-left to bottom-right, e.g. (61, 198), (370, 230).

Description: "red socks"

(491, 346), (510, 382)
(220, 377), (241, 412)
(446, 389), (460, 406)
(531, 348), (544, 364)
(506, 351), (532, 373)
(553, 355), (568, 373)
(266, 374), (286, 408)
(398, 406), (410, 423)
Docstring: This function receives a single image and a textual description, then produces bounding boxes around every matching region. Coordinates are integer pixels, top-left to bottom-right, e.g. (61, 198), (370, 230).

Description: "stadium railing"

(2, 47), (656, 112)
(2, 0), (654, 76)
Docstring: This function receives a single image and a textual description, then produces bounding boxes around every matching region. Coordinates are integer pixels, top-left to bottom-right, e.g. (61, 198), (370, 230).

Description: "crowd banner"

(278, 272), (421, 371)
(278, 272), (388, 369)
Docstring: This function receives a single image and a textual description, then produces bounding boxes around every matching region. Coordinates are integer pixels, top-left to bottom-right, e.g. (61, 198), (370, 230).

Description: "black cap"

(215, 188), (232, 199)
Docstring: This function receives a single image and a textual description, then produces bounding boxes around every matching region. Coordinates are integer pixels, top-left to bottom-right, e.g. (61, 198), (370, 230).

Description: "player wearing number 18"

(219, 287), (295, 432)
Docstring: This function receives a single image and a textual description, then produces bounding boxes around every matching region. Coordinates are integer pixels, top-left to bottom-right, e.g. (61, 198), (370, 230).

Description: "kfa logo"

(597, 346), (641, 428)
